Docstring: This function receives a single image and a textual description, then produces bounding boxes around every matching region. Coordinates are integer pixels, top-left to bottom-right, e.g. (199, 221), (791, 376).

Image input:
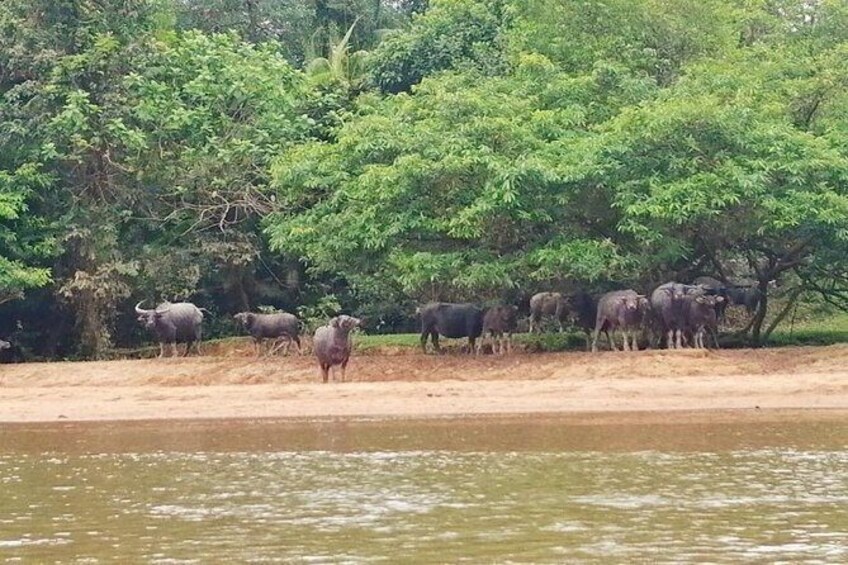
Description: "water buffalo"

(135, 301), (204, 358)
(650, 282), (704, 349)
(592, 290), (648, 352)
(528, 292), (568, 333)
(693, 276), (730, 320)
(727, 286), (762, 314)
(480, 305), (518, 354)
(313, 314), (361, 383)
(419, 302), (484, 354)
(685, 294), (724, 349)
(234, 311), (301, 356)
(569, 290), (598, 350)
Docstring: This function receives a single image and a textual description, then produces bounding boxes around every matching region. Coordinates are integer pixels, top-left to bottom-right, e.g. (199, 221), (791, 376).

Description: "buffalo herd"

(419, 280), (754, 355)
(130, 278), (762, 382)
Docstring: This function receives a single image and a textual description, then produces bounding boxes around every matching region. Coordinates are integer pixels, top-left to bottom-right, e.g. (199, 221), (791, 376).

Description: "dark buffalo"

(419, 302), (484, 354)
(313, 314), (361, 383)
(234, 311), (301, 356)
(480, 305), (519, 354)
(592, 290), (648, 352)
(727, 286), (762, 314)
(135, 301), (204, 358)
(685, 294), (724, 349)
(693, 276), (733, 320)
(650, 282), (704, 349)
(528, 292), (568, 333)
(569, 290), (598, 351)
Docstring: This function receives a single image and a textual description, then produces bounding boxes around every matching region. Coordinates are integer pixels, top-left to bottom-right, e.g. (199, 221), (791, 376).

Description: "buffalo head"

(135, 301), (171, 329)
(233, 312), (255, 327)
(330, 315), (361, 332)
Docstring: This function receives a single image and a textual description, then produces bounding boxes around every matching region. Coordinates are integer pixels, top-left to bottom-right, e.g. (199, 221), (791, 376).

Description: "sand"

(1, 343), (848, 424)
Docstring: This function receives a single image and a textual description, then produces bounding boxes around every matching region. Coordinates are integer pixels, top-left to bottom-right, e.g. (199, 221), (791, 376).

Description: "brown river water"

(1, 414), (847, 562)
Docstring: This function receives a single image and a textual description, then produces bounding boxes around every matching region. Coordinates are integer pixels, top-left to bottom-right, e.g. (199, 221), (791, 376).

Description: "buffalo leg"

(267, 338), (284, 356)
(607, 330), (617, 351)
(341, 359), (348, 382)
(321, 364), (329, 383)
(431, 333), (441, 353)
(420, 331), (430, 353)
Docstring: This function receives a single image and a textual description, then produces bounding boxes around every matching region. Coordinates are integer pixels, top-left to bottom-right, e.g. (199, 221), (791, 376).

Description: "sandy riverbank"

(1, 344), (847, 423)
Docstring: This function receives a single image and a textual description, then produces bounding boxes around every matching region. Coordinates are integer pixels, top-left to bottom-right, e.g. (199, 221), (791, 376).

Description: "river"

(1, 414), (847, 562)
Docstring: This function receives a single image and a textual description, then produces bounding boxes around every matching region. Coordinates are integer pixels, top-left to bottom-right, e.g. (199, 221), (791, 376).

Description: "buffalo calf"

(529, 292), (568, 333)
(480, 305), (518, 355)
(685, 294), (724, 349)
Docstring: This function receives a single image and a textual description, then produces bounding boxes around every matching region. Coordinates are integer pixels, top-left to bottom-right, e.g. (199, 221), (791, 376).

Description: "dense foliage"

(1, 0), (847, 358)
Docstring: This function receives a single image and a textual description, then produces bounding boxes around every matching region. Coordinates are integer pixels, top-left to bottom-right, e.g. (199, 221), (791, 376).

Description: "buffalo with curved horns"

(135, 301), (205, 358)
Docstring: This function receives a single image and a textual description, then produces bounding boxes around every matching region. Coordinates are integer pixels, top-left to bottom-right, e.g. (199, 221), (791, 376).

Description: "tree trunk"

(245, 0), (259, 43)
(762, 286), (803, 341)
(750, 278), (770, 347)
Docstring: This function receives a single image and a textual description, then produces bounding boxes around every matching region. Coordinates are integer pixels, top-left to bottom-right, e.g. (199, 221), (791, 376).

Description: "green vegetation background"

(1, 0), (848, 359)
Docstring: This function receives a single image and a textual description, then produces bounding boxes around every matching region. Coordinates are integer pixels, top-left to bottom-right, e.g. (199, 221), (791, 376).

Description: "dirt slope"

(1, 344), (847, 423)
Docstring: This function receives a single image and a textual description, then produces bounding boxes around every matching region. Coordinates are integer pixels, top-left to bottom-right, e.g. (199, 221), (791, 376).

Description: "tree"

(173, 0), (413, 65)
(568, 52), (848, 344)
(306, 18), (371, 88)
(266, 63), (656, 300)
(0, 1), (317, 358)
(509, 0), (741, 86)
(0, 165), (53, 304)
(268, 0), (848, 345)
(368, 0), (509, 93)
